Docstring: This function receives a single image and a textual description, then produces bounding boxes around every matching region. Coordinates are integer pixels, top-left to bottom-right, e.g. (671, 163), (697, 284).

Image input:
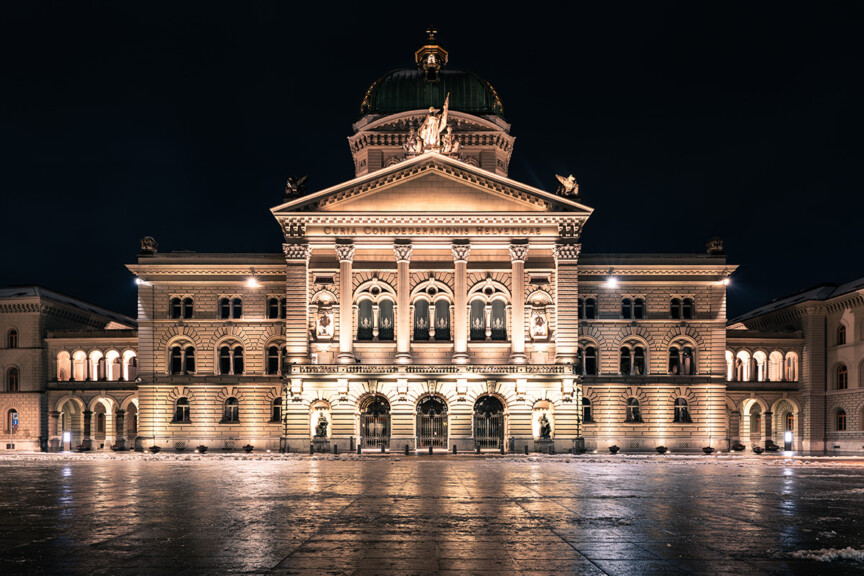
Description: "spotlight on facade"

(722, 277), (731, 286)
(135, 278), (149, 286)
(246, 277), (260, 288)
(606, 276), (618, 288)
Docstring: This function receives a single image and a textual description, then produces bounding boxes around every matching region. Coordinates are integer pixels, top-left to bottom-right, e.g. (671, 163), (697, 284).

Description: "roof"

(0, 286), (137, 328)
(730, 277), (864, 324)
(360, 69), (504, 117)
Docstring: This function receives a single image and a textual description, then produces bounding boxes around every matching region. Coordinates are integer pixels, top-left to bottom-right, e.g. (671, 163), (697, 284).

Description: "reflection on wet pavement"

(0, 455), (862, 575)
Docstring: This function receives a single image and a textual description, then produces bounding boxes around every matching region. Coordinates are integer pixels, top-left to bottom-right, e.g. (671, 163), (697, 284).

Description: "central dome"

(359, 34), (503, 118)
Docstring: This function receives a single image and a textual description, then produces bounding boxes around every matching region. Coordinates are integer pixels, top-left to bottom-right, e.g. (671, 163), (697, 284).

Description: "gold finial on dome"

(415, 26), (448, 81)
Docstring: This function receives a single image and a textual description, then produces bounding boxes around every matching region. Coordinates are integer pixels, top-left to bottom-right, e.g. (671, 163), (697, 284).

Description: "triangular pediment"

(271, 153), (593, 215)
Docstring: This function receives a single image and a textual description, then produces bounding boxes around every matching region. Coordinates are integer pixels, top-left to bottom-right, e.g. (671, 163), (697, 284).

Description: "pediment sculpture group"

(403, 94), (461, 156)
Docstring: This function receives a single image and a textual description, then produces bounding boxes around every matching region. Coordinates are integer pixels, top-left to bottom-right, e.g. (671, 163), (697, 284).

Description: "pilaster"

(509, 242), (529, 363)
(336, 241), (356, 364)
(283, 242), (312, 364)
(451, 242), (471, 364)
(394, 242), (413, 364)
(554, 242), (581, 363)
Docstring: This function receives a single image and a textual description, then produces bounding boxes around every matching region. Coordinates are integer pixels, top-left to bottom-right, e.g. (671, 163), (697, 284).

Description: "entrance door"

(473, 395), (505, 449)
(416, 395), (448, 448)
(359, 395), (390, 449)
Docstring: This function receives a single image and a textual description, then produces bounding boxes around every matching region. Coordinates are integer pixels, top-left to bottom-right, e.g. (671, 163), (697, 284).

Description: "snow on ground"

(791, 547), (864, 562)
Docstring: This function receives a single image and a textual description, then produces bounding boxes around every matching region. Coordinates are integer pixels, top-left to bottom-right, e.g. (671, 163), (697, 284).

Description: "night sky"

(2, 3), (862, 319)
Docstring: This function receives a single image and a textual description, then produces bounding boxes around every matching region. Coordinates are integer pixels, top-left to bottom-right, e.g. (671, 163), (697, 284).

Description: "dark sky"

(1, 2), (862, 319)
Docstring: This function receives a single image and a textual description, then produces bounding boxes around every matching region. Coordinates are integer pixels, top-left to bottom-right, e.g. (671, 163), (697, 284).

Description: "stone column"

(554, 243), (581, 364)
(763, 411), (773, 444)
(394, 242), (413, 364)
(336, 242), (356, 364)
(83, 410), (93, 450)
(451, 242), (471, 364)
(509, 242), (529, 363)
(48, 411), (60, 451)
(283, 242), (312, 364)
(115, 409), (126, 449)
(729, 410), (741, 442)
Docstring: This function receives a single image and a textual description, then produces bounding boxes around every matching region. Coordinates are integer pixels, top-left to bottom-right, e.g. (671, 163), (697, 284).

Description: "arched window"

(379, 299), (395, 341)
(633, 298), (645, 319)
(6, 367), (19, 392)
(219, 298), (231, 319)
(233, 348), (244, 375)
(768, 351), (784, 382)
(582, 346), (598, 375)
(625, 398), (642, 423)
(584, 298), (597, 319)
(786, 412), (794, 432)
(753, 351), (767, 382)
(266, 346), (281, 375)
(582, 397), (593, 423)
(784, 353), (798, 381)
(432, 300), (449, 341)
(182, 297), (193, 319)
(490, 300), (507, 341)
(682, 298), (694, 319)
(621, 298), (633, 319)
(231, 298), (243, 318)
(836, 409), (847, 431)
(7, 329), (18, 349)
(837, 364), (848, 390)
(670, 298), (681, 319)
(620, 347), (632, 374)
(271, 397), (282, 422)
(170, 347), (182, 374)
(673, 398), (692, 423)
(414, 299), (431, 341)
(669, 348), (680, 375)
(725, 350), (734, 381)
(169, 297), (182, 319)
(223, 397), (240, 423)
(219, 346), (231, 374)
(469, 299), (485, 341)
(183, 348), (194, 374)
(619, 344), (645, 375)
(578, 298), (585, 319)
(95, 412), (105, 434)
(681, 347), (695, 375)
(357, 300), (374, 341)
(837, 324), (847, 346)
(174, 397), (190, 422)
(6, 409), (17, 432)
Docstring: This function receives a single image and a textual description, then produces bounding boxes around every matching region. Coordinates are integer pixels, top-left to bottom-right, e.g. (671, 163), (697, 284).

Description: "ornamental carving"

(558, 220), (583, 238)
(281, 219), (307, 237)
(554, 243), (581, 262)
(451, 243), (471, 263)
(334, 243), (355, 262)
(393, 243), (413, 262)
(283, 243), (311, 262)
(509, 243), (529, 263)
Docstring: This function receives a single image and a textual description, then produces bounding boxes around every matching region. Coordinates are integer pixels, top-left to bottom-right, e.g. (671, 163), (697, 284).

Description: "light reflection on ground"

(0, 454), (863, 575)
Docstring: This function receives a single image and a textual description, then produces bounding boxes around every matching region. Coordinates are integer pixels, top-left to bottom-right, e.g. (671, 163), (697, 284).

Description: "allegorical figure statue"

(418, 93), (449, 148)
(538, 413), (552, 439)
(315, 414), (329, 438)
(555, 174), (579, 197)
(441, 125), (461, 155)
(403, 127), (423, 155)
(285, 175), (309, 197)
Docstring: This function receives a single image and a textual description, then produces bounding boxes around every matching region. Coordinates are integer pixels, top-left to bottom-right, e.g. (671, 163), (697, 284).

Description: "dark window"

(271, 397), (282, 422)
(170, 347), (183, 375)
(673, 398), (692, 423)
(182, 298), (193, 319)
(433, 300), (450, 341)
(379, 300), (395, 341)
(668, 348), (680, 375)
(786, 412), (794, 431)
(357, 300), (374, 341)
(184, 347), (195, 374)
(621, 298), (633, 319)
(219, 298), (231, 319)
(233, 348), (244, 375)
(232, 298), (243, 318)
(584, 346), (597, 375)
(267, 346), (280, 375)
(7, 329), (18, 349)
(490, 300), (507, 341)
(469, 300), (485, 341)
(582, 397), (593, 423)
(223, 397), (239, 423)
(681, 347), (694, 375)
(625, 398), (642, 423)
(634, 298), (645, 319)
(585, 298), (597, 319)
(267, 298), (280, 319)
(96, 412), (105, 433)
(578, 299), (585, 319)
(633, 346), (645, 375)
(219, 346), (231, 374)
(414, 299), (430, 341)
(836, 409), (847, 431)
(837, 325), (847, 346)
(7, 368), (19, 392)
(837, 365), (848, 390)
(170, 298), (182, 319)
(682, 298), (694, 319)
(619, 347), (632, 374)
(280, 298), (287, 319)
(174, 397), (190, 422)
(670, 298), (681, 319)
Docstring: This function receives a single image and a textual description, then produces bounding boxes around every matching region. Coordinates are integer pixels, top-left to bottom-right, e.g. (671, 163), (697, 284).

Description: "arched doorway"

(416, 395), (448, 449)
(473, 395), (506, 449)
(359, 395), (390, 449)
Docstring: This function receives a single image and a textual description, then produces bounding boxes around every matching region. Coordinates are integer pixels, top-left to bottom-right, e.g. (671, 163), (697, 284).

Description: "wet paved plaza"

(1, 454), (864, 575)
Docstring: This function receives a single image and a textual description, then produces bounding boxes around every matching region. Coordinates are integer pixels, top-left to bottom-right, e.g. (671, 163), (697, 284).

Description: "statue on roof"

(555, 174), (579, 197)
(418, 93), (449, 149)
(441, 126), (461, 156)
(285, 175), (309, 198)
(403, 127), (423, 155)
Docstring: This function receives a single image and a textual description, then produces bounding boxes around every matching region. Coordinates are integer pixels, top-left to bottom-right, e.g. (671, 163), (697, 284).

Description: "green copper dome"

(360, 69), (504, 117)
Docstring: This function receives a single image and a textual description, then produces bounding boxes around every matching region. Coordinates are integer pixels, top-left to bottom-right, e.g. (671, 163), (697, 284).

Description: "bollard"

(549, 446), (554, 455)
(500, 445), (505, 455)
(381, 445), (385, 454)
(429, 446), (433, 455)
(309, 444), (314, 455)
(452, 445), (457, 455)
(476, 446), (480, 454)
(524, 445), (529, 455)
(405, 444), (409, 456)
(357, 445), (361, 455)
(333, 444), (338, 455)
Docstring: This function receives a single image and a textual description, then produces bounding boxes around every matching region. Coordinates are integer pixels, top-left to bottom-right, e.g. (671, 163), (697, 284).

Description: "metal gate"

(417, 414), (448, 448)
(474, 414), (504, 449)
(360, 415), (390, 448)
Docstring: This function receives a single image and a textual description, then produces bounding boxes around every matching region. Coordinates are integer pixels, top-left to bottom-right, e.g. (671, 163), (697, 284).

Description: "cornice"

(290, 364), (571, 376)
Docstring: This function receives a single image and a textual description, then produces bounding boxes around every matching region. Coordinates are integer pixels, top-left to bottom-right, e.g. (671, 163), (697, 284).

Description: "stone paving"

(1, 453), (864, 575)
